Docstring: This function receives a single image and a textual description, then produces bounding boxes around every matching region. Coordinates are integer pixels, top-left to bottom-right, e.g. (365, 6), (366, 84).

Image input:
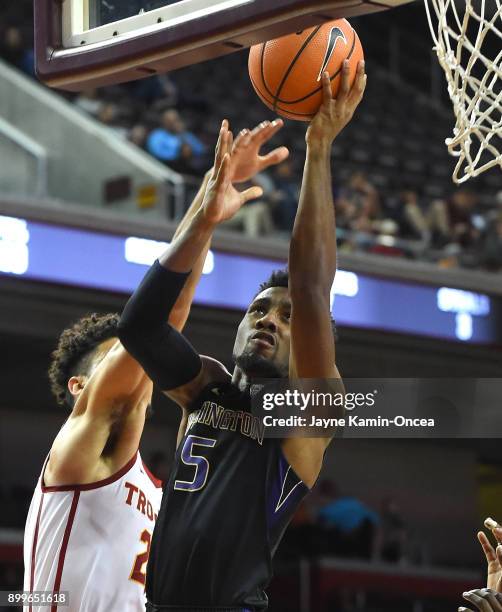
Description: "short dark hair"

(255, 269), (338, 339)
(256, 268), (289, 296)
(48, 313), (120, 409)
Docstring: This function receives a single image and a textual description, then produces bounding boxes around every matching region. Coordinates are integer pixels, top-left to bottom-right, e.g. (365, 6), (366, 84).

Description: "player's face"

(233, 287), (291, 378)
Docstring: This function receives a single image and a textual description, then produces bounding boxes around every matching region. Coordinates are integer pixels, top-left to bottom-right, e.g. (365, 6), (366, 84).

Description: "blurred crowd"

(277, 480), (425, 566)
(1, 9), (501, 272)
(335, 174), (502, 271)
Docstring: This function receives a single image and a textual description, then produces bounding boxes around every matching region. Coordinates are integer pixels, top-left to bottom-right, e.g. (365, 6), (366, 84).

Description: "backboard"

(34, 0), (416, 91)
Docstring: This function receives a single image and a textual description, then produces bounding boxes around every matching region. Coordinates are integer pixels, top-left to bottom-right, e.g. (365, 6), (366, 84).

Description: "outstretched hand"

(459, 588), (502, 612)
(202, 120), (263, 226)
(478, 526), (502, 591)
(306, 59), (366, 148)
(230, 120), (289, 183)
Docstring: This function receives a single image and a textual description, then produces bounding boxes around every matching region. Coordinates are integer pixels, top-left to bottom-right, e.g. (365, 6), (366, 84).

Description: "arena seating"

(0, 1), (501, 272)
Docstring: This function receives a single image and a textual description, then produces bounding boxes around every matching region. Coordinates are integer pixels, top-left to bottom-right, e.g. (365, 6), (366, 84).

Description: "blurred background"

(0, 1), (501, 611)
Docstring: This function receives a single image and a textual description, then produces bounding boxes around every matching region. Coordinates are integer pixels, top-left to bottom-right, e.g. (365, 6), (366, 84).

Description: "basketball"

(248, 19), (364, 121)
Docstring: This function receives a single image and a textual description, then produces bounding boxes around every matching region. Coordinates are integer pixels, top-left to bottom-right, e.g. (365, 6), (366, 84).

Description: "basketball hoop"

(424, 0), (502, 183)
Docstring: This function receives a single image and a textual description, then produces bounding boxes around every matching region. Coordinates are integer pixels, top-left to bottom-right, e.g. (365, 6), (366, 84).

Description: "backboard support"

(34, 0), (416, 91)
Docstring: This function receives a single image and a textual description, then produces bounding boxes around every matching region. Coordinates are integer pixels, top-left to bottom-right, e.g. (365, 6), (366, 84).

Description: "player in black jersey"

(119, 60), (366, 612)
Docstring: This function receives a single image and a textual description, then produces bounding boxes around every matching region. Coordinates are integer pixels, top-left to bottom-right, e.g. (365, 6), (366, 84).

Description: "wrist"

(306, 140), (332, 158)
(193, 204), (219, 233)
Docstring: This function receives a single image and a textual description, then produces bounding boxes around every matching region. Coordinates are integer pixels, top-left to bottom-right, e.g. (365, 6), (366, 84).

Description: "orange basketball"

(248, 19), (364, 122)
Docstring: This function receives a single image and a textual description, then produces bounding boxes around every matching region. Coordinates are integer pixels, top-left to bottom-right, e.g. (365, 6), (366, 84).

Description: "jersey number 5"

(174, 435), (216, 492)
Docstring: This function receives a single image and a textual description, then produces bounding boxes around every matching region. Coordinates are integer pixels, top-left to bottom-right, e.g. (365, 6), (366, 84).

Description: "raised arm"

(45, 166), (214, 485)
(283, 61), (366, 487)
(85, 119), (288, 409)
(169, 170), (212, 329)
(289, 61), (366, 378)
(67, 164), (213, 418)
(48, 120), (288, 485)
(119, 120), (287, 409)
(72, 119), (287, 410)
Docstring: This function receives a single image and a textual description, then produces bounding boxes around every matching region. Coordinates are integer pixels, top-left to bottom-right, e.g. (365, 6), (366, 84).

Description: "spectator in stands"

(1, 0), (498, 274)
(0, 26), (33, 75)
(74, 88), (104, 118)
(494, 191), (502, 218)
(483, 191), (502, 229)
(0, 27), (23, 67)
(128, 124), (149, 150)
(97, 103), (128, 138)
(369, 219), (407, 258)
(428, 190), (481, 250)
(376, 496), (407, 563)
(336, 171), (381, 233)
(479, 213), (502, 271)
(396, 190), (430, 242)
(147, 109), (207, 175)
(123, 74), (178, 108)
(269, 159), (300, 232)
(316, 480), (379, 559)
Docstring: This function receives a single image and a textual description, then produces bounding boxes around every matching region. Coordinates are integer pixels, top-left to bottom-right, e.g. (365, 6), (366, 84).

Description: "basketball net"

(424, 0), (502, 183)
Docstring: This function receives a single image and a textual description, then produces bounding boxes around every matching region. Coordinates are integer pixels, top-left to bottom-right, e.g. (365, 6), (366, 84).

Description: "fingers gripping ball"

(249, 19), (364, 122)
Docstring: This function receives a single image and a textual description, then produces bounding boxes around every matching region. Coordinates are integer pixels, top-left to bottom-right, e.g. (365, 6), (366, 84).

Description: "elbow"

(118, 294), (152, 347)
(117, 317), (137, 351)
(117, 311), (147, 354)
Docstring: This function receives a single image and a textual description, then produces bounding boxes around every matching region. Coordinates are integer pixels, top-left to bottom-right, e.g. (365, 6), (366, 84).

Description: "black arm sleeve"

(118, 260), (202, 391)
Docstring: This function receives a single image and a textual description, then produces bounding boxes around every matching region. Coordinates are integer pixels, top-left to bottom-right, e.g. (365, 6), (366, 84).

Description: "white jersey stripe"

(29, 494), (44, 612)
(50, 491), (80, 612)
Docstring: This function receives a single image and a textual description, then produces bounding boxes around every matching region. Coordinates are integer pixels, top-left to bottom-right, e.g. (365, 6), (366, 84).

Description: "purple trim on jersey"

(266, 450), (289, 529)
(266, 445), (309, 541)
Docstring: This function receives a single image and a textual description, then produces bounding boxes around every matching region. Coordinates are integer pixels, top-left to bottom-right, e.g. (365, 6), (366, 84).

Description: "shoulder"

(200, 355), (231, 382)
(188, 356), (232, 405)
(166, 355), (231, 410)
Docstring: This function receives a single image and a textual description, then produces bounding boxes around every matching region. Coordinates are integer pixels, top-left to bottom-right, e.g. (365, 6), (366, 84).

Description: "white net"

(424, 0), (502, 183)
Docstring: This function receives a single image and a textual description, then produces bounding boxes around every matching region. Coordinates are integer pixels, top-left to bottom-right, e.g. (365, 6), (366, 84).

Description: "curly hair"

(48, 313), (120, 409)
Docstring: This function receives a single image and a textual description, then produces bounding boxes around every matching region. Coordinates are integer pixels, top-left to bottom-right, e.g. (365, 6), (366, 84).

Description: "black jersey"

(146, 382), (310, 611)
